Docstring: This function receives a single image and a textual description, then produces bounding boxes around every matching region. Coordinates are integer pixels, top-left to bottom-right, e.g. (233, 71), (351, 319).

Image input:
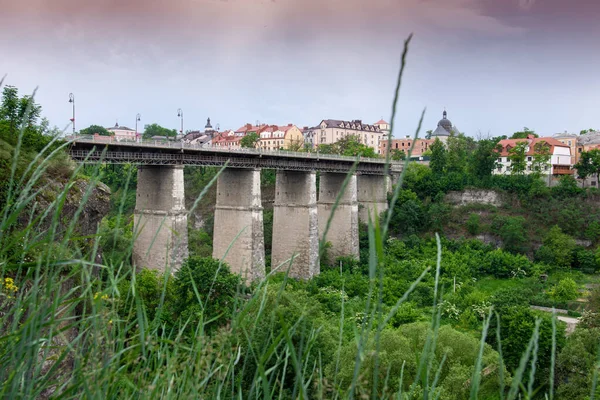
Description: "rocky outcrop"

(445, 189), (503, 207)
(18, 178), (111, 238)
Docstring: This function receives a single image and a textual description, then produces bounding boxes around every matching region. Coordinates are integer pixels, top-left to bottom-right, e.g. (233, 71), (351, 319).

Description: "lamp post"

(68, 93), (75, 134)
(177, 108), (183, 138)
(135, 113), (141, 140)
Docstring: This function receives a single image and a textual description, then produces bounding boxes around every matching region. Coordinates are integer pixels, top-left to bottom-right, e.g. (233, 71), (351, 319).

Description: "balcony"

(552, 165), (574, 175)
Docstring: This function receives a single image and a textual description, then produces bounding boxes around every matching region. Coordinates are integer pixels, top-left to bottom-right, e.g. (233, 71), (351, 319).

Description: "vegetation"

(317, 135), (378, 157)
(2, 51), (600, 399)
(240, 131), (259, 148)
(142, 123), (177, 139)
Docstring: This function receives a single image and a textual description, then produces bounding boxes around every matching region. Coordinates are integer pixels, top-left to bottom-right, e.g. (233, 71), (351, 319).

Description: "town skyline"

(1, 0), (599, 137)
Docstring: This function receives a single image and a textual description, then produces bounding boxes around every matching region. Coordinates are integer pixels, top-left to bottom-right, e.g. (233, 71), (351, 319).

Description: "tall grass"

(0, 38), (568, 399)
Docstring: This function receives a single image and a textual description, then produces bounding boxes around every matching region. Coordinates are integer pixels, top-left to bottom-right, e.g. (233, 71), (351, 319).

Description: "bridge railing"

(68, 135), (403, 168)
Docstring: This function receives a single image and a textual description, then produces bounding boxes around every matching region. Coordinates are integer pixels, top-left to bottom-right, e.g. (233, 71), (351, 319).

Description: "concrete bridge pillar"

(133, 165), (188, 272)
(318, 173), (359, 262)
(213, 168), (265, 281)
(272, 170), (319, 279)
(357, 174), (389, 223)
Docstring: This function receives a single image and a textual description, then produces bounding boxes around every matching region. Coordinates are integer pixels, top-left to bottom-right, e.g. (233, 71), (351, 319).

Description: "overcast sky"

(1, 0), (599, 138)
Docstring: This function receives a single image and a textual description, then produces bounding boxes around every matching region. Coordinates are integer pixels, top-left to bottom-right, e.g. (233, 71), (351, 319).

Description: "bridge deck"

(68, 136), (402, 175)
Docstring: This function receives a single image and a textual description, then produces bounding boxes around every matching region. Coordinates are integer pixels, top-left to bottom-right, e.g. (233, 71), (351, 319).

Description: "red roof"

(497, 137), (569, 157)
(375, 119), (389, 125)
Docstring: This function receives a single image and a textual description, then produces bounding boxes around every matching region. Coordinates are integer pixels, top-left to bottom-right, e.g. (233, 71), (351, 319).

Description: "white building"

(494, 136), (573, 178)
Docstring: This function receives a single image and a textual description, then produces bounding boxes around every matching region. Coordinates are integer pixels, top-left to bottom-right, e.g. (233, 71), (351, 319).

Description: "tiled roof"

(375, 119), (389, 125)
(108, 125), (134, 131)
(497, 137), (570, 157)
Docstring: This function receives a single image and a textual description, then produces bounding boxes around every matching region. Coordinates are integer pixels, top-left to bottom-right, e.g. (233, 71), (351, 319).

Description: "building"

(552, 132), (580, 164)
(107, 122), (137, 142)
(430, 110), (458, 143)
(313, 119), (384, 153)
(380, 137), (435, 158)
(212, 130), (242, 149)
(258, 124), (305, 151)
(494, 135), (573, 179)
(182, 117), (217, 147)
(374, 119), (391, 138)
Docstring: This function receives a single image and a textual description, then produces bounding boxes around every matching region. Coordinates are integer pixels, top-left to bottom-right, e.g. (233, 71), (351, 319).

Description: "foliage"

(390, 148), (406, 160)
(491, 215), (528, 254)
(142, 123), (177, 139)
(469, 138), (501, 180)
(531, 141), (551, 176)
(466, 213), (480, 235)
(510, 128), (538, 139)
(429, 138), (446, 174)
(317, 135), (378, 158)
(171, 257), (243, 332)
(549, 278), (579, 303)
(240, 132), (259, 148)
(487, 306), (565, 386)
(555, 327), (600, 399)
(508, 141), (528, 175)
(574, 149), (600, 186)
(80, 124), (110, 136)
(535, 226), (576, 269)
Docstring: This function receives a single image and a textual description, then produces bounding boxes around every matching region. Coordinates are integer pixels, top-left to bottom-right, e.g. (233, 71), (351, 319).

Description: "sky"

(1, 0), (599, 138)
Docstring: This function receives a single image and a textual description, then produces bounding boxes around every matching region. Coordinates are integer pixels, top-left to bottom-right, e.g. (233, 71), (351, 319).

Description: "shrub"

(481, 249), (532, 278)
(171, 257), (243, 333)
(550, 278), (579, 303)
(535, 226), (576, 268)
(466, 213), (480, 235)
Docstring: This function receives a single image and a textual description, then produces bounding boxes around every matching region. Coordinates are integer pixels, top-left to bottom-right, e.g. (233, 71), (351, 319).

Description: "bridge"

(69, 136), (402, 280)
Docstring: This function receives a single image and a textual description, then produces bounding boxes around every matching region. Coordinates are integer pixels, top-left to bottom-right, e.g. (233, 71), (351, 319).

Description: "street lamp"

(68, 93), (75, 134)
(177, 108), (183, 138)
(135, 113), (141, 139)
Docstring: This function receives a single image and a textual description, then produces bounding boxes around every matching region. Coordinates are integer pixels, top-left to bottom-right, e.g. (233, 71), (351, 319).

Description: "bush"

(550, 278), (579, 303)
(535, 226), (576, 268)
(491, 215), (528, 254)
(466, 213), (480, 235)
(171, 257), (243, 333)
(481, 249), (532, 278)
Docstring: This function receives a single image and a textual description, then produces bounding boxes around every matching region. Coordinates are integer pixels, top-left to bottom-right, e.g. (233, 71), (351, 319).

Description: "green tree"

(428, 138), (446, 174)
(487, 306), (565, 385)
(535, 225), (576, 268)
(240, 132), (259, 148)
(390, 148), (406, 161)
(469, 138), (501, 180)
(143, 123), (177, 139)
(317, 135), (377, 158)
(446, 133), (475, 173)
(508, 141), (528, 175)
(466, 213), (480, 235)
(0, 85), (42, 135)
(550, 278), (579, 303)
(510, 127), (538, 139)
(171, 257), (243, 332)
(574, 149), (600, 186)
(556, 327), (600, 399)
(80, 124), (110, 136)
(531, 141), (551, 176)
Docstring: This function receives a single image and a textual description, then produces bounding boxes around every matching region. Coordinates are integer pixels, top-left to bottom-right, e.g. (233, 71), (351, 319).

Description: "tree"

(469, 138), (501, 180)
(510, 127), (538, 139)
(240, 132), (259, 148)
(390, 149), (406, 161)
(487, 306), (565, 386)
(317, 135), (377, 158)
(80, 124), (110, 136)
(171, 257), (243, 332)
(446, 133), (475, 174)
(508, 142), (528, 175)
(428, 138), (446, 174)
(142, 123), (177, 139)
(531, 141), (551, 176)
(580, 128), (598, 135)
(574, 149), (600, 186)
(535, 225), (576, 268)
(0, 85), (42, 135)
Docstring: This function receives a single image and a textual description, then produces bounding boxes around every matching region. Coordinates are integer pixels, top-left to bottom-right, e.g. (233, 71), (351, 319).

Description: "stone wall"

(445, 189), (503, 207)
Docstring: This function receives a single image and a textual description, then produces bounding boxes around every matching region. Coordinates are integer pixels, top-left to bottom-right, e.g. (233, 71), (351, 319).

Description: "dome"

(205, 117), (213, 130)
(437, 110), (452, 133)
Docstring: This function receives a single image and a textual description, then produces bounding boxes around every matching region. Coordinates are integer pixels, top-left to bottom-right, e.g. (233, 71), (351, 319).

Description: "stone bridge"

(69, 136), (402, 279)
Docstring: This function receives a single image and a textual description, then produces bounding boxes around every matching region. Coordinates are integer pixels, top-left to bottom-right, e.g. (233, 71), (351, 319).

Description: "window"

(497, 157), (502, 162)
(545, 165), (549, 170)
(568, 141), (571, 146)
(497, 166), (502, 171)
(527, 156), (532, 161)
